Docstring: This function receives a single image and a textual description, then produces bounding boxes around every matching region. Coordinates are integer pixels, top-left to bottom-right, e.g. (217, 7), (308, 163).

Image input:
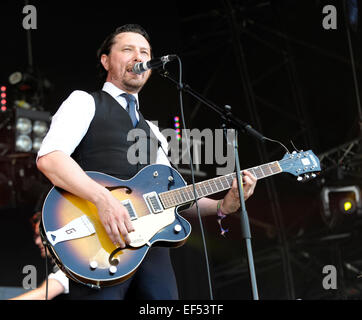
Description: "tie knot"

(122, 93), (137, 106)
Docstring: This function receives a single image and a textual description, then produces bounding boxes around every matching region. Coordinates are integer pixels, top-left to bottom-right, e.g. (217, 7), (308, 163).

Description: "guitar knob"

(109, 265), (117, 275)
(174, 224), (182, 233)
(89, 261), (98, 270)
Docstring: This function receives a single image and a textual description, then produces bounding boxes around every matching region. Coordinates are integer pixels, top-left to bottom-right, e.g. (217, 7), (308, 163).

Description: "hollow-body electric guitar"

(41, 150), (320, 288)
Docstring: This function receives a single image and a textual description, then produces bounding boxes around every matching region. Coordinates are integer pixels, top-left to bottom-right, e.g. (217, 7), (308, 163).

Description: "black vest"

(72, 90), (159, 180)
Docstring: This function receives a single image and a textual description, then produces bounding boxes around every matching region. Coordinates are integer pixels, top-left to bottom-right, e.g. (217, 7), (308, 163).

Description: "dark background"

(1, 0), (362, 300)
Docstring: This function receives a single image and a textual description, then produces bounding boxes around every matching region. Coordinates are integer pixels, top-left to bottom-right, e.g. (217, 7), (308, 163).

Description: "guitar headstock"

(279, 150), (321, 182)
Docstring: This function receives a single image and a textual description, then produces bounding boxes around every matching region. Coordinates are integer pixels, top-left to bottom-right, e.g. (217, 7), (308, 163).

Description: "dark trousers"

(65, 247), (179, 300)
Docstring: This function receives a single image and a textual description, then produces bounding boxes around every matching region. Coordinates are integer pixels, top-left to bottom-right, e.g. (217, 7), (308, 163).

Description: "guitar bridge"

(143, 192), (163, 214)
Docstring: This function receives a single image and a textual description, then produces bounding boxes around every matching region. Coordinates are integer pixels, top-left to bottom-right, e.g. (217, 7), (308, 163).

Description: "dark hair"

(30, 211), (41, 232)
(96, 24), (152, 81)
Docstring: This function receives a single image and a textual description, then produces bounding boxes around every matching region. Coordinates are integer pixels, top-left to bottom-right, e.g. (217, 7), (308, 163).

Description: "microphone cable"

(174, 55), (214, 300)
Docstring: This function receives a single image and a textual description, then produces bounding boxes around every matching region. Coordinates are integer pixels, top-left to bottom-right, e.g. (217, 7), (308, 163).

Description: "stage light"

(16, 134), (32, 152)
(321, 185), (362, 228)
(343, 201), (353, 213)
(15, 99), (32, 109)
(1, 85), (7, 112)
(174, 115), (181, 141)
(9, 72), (22, 85)
(16, 117), (32, 134)
(14, 108), (51, 153)
(32, 137), (43, 152)
(8, 71), (39, 93)
(33, 120), (48, 137)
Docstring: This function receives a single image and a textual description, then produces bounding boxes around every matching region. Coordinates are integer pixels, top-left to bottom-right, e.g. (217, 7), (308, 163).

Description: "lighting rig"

(0, 69), (52, 209)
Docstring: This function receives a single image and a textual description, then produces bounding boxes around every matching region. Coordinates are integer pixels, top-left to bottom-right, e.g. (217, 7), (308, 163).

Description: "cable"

(174, 55), (214, 300)
(44, 242), (49, 300)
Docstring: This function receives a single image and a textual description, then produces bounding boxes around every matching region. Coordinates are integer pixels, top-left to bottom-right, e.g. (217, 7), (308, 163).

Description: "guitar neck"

(159, 161), (282, 209)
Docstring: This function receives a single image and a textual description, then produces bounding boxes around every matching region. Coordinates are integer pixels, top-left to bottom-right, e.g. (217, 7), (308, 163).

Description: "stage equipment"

(15, 107), (51, 153)
(1, 86), (7, 112)
(321, 185), (362, 228)
(174, 116), (181, 140)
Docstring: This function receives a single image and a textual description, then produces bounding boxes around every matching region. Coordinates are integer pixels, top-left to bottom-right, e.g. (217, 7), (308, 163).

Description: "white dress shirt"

(38, 82), (170, 167)
(48, 269), (69, 294)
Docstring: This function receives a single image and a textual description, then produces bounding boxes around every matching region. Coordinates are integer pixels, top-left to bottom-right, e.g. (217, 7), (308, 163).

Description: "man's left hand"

(220, 170), (257, 214)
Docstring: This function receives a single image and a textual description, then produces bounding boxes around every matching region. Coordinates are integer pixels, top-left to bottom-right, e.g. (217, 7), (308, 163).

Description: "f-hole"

(106, 186), (132, 194)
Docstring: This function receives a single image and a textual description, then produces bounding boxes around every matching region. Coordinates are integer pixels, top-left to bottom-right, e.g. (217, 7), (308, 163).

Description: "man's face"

(101, 32), (152, 93)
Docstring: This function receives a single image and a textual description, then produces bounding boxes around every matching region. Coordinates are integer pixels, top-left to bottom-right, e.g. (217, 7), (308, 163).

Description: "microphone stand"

(159, 70), (261, 300)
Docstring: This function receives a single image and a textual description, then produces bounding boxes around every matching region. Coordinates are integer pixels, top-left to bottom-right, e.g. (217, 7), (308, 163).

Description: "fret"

(198, 182), (208, 197)
(183, 188), (191, 201)
(182, 186), (191, 201)
(260, 164), (272, 176)
(214, 177), (224, 191)
(175, 190), (183, 204)
(251, 166), (263, 179)
(219, 176), (228, 189)
(179, 190), (187, 203)
(159, 194), (171, 208)
(186, 186), (197, 200)
(270, 161), (281, 174)
(207, 180), (216, 193)
(225, 174), (233, 187)
(206, 180), (214, 194)
(248, 168), (259, 180)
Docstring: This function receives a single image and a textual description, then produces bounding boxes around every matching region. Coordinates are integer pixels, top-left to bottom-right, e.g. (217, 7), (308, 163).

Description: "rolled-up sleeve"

(37, 90), (95, 158)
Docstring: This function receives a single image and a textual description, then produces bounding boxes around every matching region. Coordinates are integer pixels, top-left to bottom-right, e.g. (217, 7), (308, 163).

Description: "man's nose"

(133, 50), (144, 62)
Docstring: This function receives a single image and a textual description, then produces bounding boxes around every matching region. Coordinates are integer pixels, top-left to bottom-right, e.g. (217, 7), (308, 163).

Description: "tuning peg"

(311, 173), (316, 178)
(297, 176), (303, 182)
(304, 174), (310, 179)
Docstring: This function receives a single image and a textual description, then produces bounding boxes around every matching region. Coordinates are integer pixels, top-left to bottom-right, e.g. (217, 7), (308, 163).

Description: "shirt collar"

(102, 82), (139, 110)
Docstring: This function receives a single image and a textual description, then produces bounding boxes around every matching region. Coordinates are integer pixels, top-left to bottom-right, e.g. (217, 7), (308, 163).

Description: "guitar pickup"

(143, 192), (163, 214)
(121, 199), (138, 220)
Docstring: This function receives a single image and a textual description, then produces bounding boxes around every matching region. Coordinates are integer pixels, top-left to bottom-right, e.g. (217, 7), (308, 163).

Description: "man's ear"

(100, 54), (109, 71)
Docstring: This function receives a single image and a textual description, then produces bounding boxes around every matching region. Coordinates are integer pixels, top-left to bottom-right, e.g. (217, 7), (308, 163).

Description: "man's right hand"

(95, 190), (135, 248)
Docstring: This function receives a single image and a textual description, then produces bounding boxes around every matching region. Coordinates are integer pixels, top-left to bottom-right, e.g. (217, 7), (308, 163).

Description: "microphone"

(132, 55), (177, 74)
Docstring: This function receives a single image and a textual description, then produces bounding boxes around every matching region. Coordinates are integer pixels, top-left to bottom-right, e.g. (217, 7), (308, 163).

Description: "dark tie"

(122, 93), (138, 127)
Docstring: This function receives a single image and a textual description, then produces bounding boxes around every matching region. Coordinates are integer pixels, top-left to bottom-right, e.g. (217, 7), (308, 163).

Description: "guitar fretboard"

(159, 161), (282, 209)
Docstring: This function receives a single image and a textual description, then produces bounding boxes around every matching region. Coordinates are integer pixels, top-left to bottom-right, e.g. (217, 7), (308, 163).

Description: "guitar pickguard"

(128, 208), (176, 247)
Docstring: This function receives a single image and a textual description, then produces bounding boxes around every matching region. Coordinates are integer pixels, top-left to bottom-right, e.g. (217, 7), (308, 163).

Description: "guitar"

(40, 150), (320, 288)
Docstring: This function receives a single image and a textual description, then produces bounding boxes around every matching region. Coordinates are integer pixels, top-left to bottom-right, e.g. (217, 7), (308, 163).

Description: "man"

(10, 212), (69, 300)
(36, 24), (257, 299)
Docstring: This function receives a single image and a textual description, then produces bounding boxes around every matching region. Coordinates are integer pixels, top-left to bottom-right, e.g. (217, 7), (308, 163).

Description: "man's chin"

(122, 80), (145, 93)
